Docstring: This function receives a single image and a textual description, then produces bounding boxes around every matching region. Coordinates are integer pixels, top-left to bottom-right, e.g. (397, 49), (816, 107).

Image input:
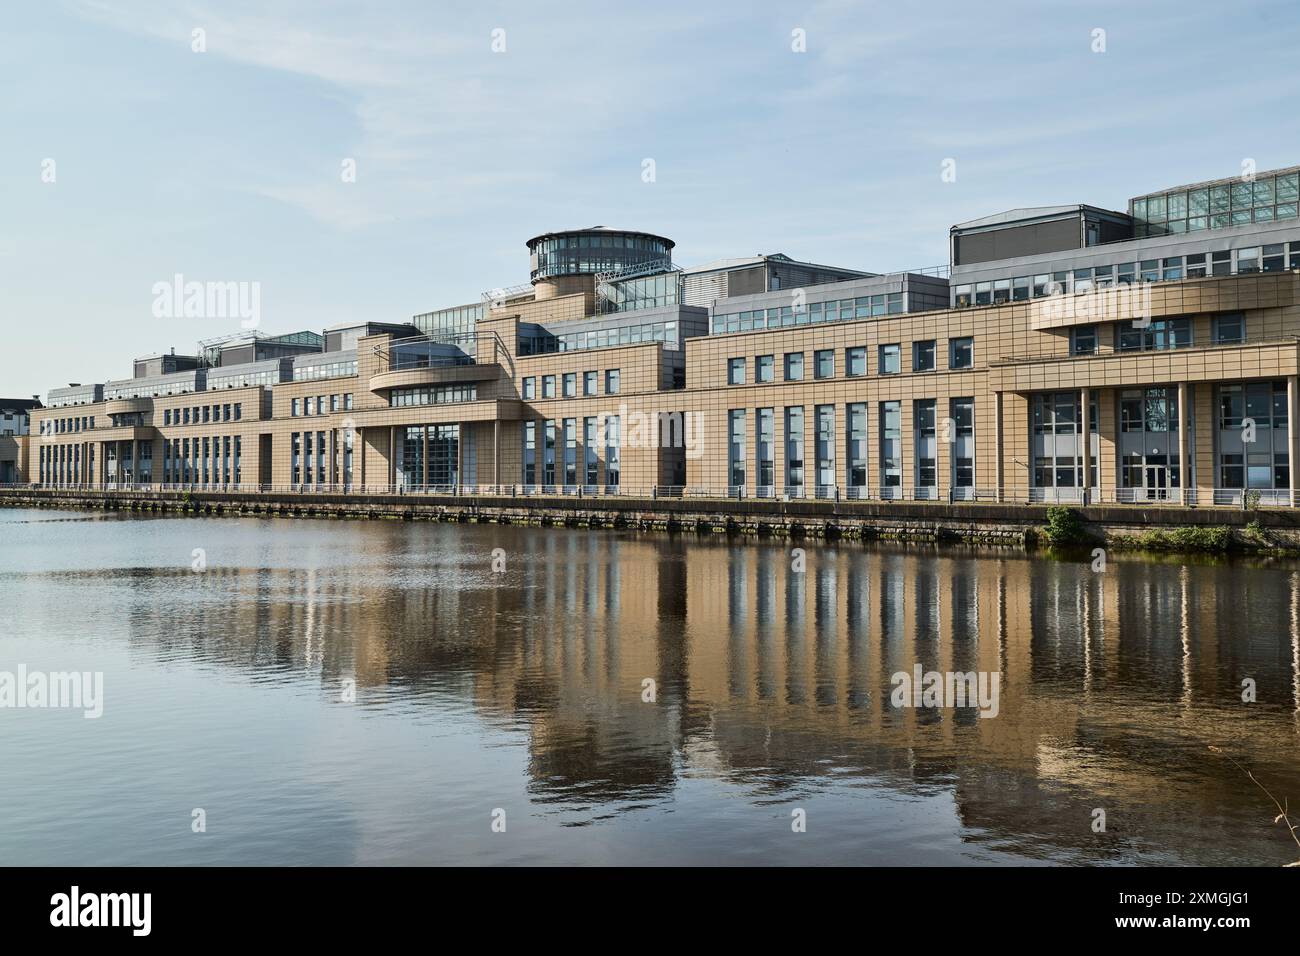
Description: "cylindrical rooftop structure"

(526, 227), (674, 299)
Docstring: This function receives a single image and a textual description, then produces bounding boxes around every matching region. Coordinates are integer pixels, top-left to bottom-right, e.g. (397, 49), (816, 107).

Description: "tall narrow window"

(951, 398), (975, 497)
(605, 415), (621, 487)
(914, 399), (937, 499)
(950, 337), (974, 369)
(847, 403), (867, 493)
(523, 421), (537, 485)
(815, 404), (835, 497)
(563, 418), (577, 487)
(728, 409), (746, 490)
(583, 417), (598, 486)
(879, 401), (901, 497)
(784, 407), (804, 496)
(879, 344), (900, 375)
(756, 408), (775, 494)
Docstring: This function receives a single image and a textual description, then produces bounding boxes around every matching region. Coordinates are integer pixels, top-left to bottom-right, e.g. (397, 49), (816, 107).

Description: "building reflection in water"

(119, 523), (1300, 863)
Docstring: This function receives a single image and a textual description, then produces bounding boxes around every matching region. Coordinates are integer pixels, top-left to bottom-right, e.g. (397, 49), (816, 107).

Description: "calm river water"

(0, 506), (1297, 866)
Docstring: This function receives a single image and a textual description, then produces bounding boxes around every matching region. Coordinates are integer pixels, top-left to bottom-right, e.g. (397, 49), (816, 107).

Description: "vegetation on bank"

(1041, 505), (1247, 555)
(1109, 524), (1234, 553)
(1040, 506), (1092, 546)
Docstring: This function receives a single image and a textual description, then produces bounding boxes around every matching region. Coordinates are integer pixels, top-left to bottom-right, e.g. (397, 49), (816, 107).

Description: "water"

(0, 506), (1297, 866)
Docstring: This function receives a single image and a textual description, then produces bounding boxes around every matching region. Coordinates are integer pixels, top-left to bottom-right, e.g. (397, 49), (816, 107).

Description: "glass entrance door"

(1143, 464), (1168, 500)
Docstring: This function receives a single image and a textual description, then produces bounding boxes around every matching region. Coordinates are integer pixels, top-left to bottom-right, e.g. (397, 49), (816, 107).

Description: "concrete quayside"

(4, 485), (1299, 552)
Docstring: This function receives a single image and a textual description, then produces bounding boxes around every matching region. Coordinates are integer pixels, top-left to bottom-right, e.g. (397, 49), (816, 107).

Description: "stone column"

(1080, 387), (1091, 504)
(1289, 376), (1298, 507)
(456, 423), (465, 492)
(357, 427), (365, 489)
(388, 426), (396, 489)
(1177, 381), (1189, 506)
(994, 391), (1004, 503)
(493, 419), (501, 487)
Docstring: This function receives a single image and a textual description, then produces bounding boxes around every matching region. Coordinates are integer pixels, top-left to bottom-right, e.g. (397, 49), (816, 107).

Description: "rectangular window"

(584, 371), (597, 396)
(543, 420), (556, 485)
(728, 358), (745, 385)
(523, 421), (536, 485)
(914, 399), (937, 498)
(605, 369), (620, 394)
(913, 340), (936, 372)
(815, 404), (835, 494)
(784, 407), (804, 495)
(846, 403), (868, 489)
(563, 418), (577, 486)
(728, 409), (746, 489)
(949, 337), (974, 369)
(1116, 317), (1192, 351)
(756, 407), (775, 491)
(845, 347), (866, 377)
(522, 377), (535, 399)
(814, 349), (834, 379)
(1263, 244), (1286, 272)
(1071, 326), (1097, 355)
(605, 415), (620, 486)
(563, 372), (576, 398)
(583, 417), (598, 486)
(756, 354), (774, 383)
(1213, 312), (1245, 344)
(1220, 453), (1244, 489)
(951, 397), (975, 490)
(879, 401), (901, 495)
(542, 375), (555, 398)
(784, 352), (803, 381)
(878, 344), (900, 375)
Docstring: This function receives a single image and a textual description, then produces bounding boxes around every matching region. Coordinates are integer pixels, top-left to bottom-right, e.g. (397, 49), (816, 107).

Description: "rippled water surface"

(1, 506), (1298, 866)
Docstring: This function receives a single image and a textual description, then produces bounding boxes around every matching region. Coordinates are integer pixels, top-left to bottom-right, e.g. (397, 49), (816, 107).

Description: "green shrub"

(1043, 506), (1088, 545)
(1128, 525), (1232, 553)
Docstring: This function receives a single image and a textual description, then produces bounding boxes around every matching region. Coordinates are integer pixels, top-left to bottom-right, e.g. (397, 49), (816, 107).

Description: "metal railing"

(996, 334), (1300, 366)
(6, 481), (1293, 508)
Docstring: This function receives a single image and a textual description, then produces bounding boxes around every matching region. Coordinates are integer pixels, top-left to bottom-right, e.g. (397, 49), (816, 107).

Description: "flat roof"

(683, 252), (872, 277)
(525, 226), (674, 250)
(952, 204), (1128, 232)
(323, 320), (419, 333)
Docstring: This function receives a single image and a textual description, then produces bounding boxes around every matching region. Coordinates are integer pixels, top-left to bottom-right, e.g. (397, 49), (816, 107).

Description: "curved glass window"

(529, 232), (672, 281)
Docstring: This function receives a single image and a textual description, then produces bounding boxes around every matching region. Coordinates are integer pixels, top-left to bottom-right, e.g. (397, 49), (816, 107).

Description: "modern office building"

(24, 165), (1300, 507)
(0, 397), (40, 483)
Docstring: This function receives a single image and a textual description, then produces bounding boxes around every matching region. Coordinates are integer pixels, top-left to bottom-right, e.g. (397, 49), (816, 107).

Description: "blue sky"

(3, 0), (1299, 398)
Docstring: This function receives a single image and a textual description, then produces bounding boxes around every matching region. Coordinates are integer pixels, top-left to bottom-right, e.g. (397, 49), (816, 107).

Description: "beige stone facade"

(26, 270), (1300, 508)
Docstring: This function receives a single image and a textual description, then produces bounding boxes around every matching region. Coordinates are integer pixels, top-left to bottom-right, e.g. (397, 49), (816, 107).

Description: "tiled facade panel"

(24, 272), (1300, 503)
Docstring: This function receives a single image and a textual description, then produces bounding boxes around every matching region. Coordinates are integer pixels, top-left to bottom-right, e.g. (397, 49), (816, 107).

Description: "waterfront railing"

(1, 482), (1293, 508)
